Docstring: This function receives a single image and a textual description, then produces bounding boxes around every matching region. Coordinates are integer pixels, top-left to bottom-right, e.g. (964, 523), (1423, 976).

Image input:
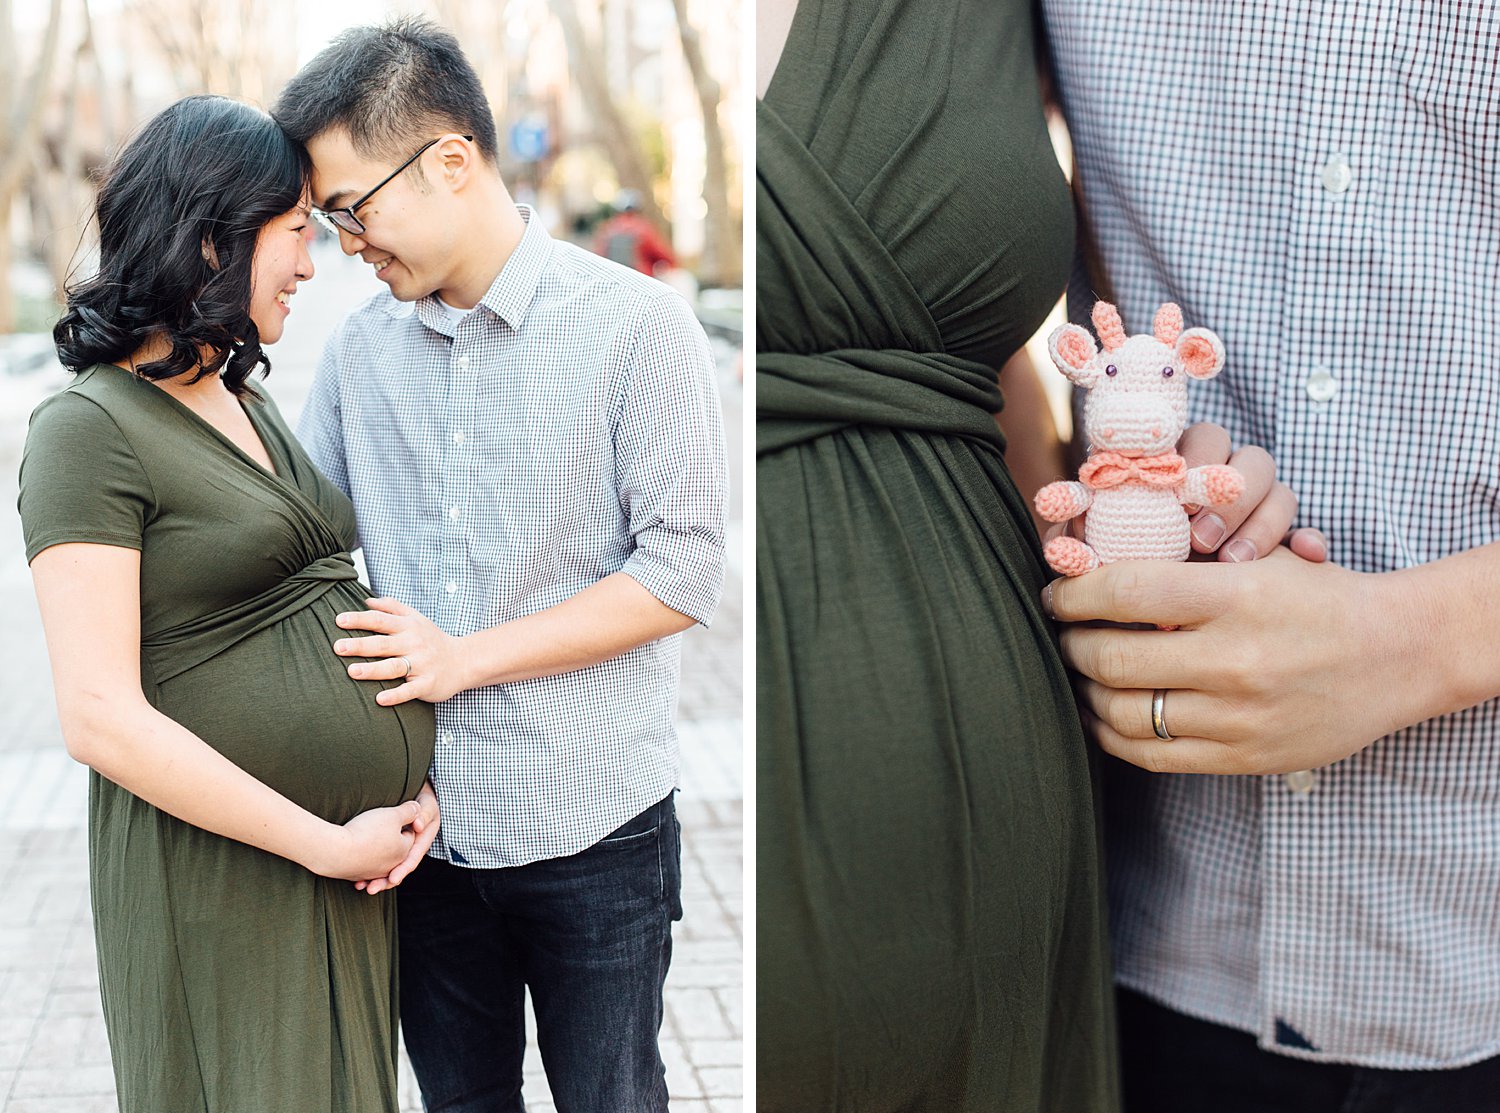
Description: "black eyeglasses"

(313, 134), (474, 236)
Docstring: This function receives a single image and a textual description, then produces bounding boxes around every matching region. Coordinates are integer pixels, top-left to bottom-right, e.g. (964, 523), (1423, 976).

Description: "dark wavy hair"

(53, 95), (310, 395)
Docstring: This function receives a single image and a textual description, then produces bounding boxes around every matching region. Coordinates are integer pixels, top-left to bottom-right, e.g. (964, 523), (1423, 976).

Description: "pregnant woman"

(19, 96), (436, 1112)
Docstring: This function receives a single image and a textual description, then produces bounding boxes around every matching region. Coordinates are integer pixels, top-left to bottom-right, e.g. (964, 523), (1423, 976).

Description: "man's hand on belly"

(334, 598), (473, 706)
(333, 573), (696, 704)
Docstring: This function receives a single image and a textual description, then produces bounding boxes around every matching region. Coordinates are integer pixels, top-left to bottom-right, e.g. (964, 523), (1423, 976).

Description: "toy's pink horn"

(1154, 303), (1183, 345)
(1092, 301), (1126, 351)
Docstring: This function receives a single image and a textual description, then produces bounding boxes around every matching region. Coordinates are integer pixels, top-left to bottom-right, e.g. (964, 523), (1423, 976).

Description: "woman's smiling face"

(248, 199), (316, 345)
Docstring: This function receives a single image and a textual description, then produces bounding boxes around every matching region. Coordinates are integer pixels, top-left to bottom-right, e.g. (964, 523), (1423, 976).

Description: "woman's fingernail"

(1191, 512), (1227, 550)
(1042, 581), (1056, 618)
(1223, 538), (1258, 563)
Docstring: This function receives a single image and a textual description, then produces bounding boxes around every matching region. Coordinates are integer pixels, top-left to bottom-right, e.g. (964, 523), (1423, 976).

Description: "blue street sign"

(509, 117), (549, 163)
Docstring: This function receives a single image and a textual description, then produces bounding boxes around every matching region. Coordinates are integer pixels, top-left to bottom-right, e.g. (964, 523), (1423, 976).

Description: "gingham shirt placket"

(436, 313), (471, 762)
(1261, 6), (1376, 1060)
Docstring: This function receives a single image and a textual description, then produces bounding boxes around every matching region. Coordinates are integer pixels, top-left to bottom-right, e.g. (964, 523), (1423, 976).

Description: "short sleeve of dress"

(18, 389), (153, 562)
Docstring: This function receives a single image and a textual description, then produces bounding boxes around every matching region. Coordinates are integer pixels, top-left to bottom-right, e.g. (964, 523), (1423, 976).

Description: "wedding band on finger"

(1151, 688), (1174, 741)
(398, 656), (412, 679)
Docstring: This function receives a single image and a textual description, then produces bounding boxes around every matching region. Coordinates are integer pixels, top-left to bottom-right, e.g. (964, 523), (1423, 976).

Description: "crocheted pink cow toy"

(1035, 301), (1244, 577)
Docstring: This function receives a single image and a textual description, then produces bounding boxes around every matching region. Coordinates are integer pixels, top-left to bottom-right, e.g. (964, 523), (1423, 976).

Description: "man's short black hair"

(272, 16), (499, 172)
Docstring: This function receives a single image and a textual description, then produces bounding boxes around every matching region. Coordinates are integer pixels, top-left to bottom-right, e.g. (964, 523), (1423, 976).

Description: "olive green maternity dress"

(18, 363), (435, 1113)
(757, 0), (1119, 1108)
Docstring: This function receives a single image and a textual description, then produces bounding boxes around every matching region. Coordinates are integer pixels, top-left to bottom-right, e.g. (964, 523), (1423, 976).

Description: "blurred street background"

(0, 1), (743, 1110)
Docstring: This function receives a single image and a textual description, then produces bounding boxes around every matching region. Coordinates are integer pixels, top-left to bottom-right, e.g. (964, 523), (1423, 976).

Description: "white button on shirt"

(1321, 154), (1353, 194)
(1283, 770), (1319, 794)
(1304, 367), (1338, 402)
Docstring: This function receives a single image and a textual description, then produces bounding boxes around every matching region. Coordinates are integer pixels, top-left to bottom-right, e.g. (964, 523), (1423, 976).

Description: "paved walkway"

(0, 246), (743, 1112)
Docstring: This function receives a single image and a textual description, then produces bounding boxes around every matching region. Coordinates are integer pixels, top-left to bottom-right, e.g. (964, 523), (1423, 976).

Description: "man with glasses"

(274, 17), (727, 1113)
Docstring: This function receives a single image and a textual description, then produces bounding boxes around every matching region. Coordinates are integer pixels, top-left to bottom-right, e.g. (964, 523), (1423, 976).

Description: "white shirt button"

(1284, 769), (1319, 794)
(1305, 366), (1339, 402)
(452, 430), (465, 445)
(445, 581), (457, 595)
(448, 506), (461, 521)
(1321, 154), (1353, 194)
(457, 354), (470, 371)
(439, 731), (453, 747)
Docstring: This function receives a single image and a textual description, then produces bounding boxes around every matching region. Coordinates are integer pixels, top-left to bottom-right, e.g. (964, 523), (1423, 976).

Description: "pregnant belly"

(150, 583), (436, 823)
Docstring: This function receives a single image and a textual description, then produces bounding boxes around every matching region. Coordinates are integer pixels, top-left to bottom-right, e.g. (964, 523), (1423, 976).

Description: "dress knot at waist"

(142, 553), (360, 685)
(756, 347), (1006, 456)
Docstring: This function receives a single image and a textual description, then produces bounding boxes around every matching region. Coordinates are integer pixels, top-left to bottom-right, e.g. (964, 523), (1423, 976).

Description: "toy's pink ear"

(1176, 327), (1226, 379)
(1153, 303), (1183, 345)
(1048, 323), (1099, 385)
(1091, 301), (1127, 351)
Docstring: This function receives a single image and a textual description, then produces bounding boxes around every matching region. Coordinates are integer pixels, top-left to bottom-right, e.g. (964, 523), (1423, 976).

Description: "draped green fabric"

(756, 0), (1120, 1108)
(19, 363), (434, 1112)
(142, 554), (359, 683)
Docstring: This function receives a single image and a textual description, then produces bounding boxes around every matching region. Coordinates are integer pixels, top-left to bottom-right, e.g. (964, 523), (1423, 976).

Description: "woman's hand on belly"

(355, 780), (440, 894)
(313, 798), (424, 881)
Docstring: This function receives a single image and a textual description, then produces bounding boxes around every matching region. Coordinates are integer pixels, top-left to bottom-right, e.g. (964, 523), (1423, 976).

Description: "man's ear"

(435, 135), (474, 190)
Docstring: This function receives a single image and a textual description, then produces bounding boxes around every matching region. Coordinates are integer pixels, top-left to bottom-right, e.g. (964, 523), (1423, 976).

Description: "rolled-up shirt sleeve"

(613, 290), (728, 627)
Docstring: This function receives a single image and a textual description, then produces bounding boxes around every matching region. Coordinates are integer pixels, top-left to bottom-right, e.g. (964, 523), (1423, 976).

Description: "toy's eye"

(1105, 364), (1118, 377)
(1162, 366), (1175, 378)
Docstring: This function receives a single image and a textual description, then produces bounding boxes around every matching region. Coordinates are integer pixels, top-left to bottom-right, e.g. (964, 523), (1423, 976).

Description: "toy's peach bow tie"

(1078, 451), (1187, 490)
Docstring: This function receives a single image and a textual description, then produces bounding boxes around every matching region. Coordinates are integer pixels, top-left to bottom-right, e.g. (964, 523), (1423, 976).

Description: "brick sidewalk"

(0, 790), (741, 1112)
(0, 247), (743, 1111)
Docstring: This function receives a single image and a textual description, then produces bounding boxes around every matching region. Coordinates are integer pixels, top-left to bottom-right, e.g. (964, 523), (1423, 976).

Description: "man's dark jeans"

(1119, 987), (1500, 1113)
(398, 793), (682, 1113)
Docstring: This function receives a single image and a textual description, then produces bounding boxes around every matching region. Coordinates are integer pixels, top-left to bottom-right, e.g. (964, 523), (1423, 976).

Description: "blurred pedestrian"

(595, 189), (679, 276)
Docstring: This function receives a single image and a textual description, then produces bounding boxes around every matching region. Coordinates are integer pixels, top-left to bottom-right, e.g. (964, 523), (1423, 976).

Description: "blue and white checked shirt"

(298, 206), (727, 868)
(1045, 0), (1500, 1069)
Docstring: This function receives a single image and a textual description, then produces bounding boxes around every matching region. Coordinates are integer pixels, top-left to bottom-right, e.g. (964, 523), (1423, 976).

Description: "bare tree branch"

(0, 0), (66, 202)
(551, 0), (668, 231)
(668, 0), (738, 286)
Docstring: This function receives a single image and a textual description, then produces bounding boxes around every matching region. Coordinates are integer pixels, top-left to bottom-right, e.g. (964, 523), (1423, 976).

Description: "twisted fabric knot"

(1078, 451), (1187, 491)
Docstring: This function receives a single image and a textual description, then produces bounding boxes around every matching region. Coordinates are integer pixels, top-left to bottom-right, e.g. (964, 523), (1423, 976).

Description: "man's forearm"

(1385, 539), (1500, 721)
(457, 571), (697, 689)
